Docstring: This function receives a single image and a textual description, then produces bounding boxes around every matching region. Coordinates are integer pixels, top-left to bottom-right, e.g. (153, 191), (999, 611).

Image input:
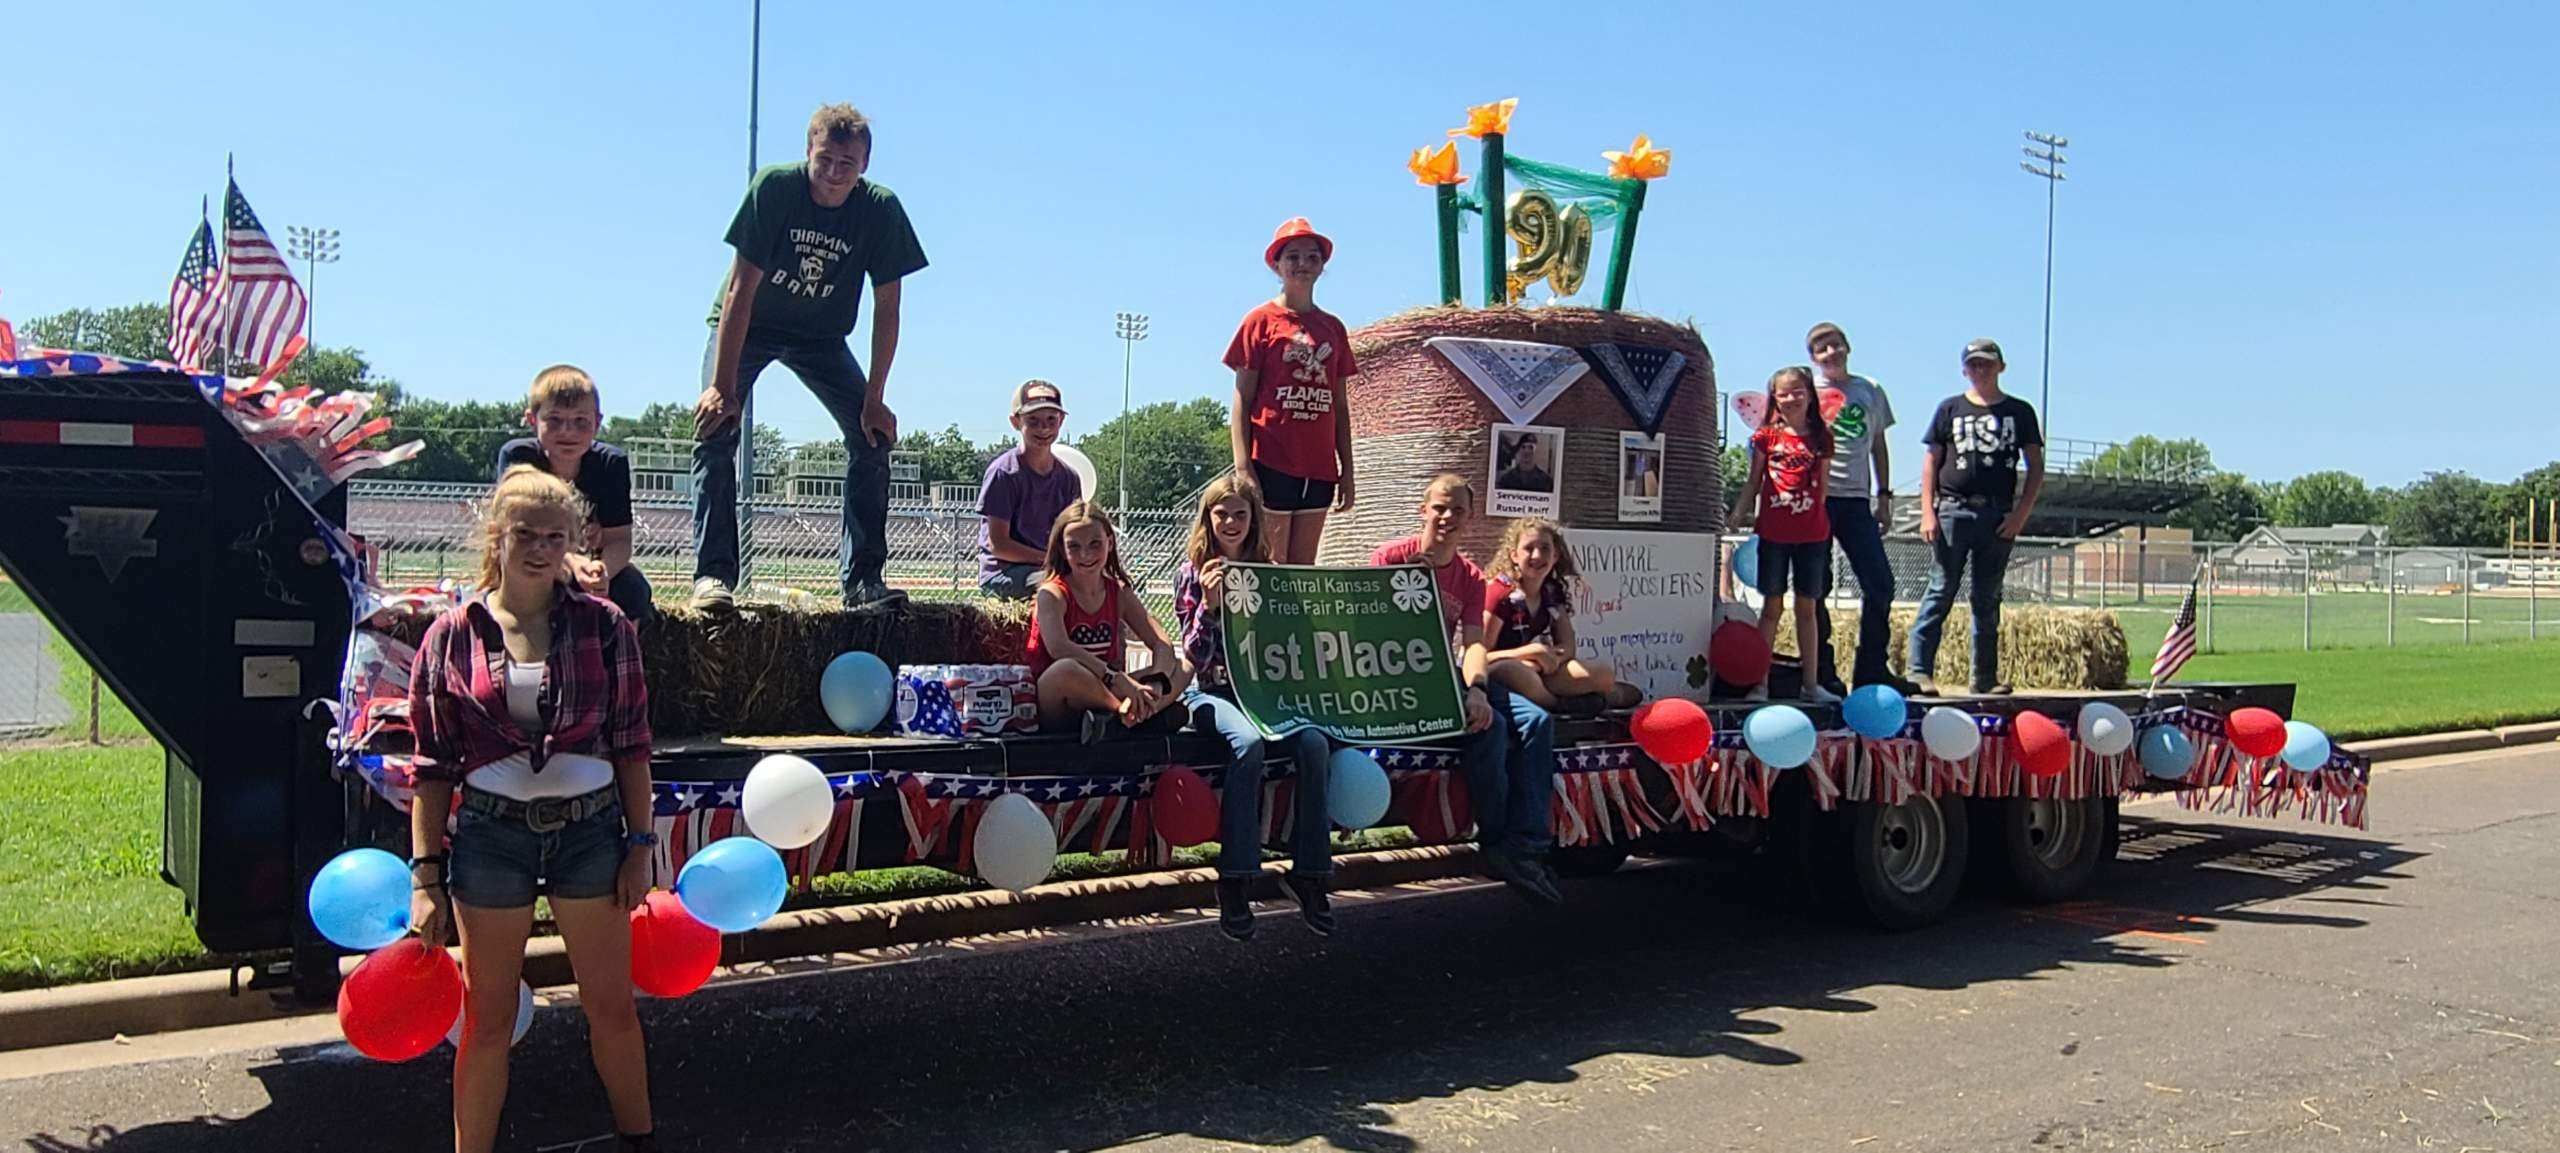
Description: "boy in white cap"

(977, 379), (1082, 599)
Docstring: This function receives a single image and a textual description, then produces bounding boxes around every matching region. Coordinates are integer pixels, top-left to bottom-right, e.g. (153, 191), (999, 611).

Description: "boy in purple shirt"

(978, 379), (1083, 599)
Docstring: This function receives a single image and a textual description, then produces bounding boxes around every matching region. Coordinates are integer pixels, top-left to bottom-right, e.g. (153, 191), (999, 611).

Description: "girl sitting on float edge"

(407, 465), (658, 1153)
(1481, 516), (1642, 714)
(1172, 474), (1336, 940)
(1030, 499), (1191, 744)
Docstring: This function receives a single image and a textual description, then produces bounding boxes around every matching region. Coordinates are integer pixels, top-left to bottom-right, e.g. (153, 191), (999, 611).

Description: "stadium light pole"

(737, 0), (763, 590)
(284, 226), (340, 349)
(2020, 131), (2068, 434)
(1114, 311), (1149, 510)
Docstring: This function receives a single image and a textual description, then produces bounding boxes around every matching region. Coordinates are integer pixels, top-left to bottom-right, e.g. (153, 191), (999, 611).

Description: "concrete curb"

(0, 845), (1481, 1055)
(2346, 719), (2560, 764)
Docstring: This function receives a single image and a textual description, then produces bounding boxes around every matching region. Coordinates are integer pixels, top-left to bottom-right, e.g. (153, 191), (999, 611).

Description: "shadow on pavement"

(17, 816), (2421, 1153)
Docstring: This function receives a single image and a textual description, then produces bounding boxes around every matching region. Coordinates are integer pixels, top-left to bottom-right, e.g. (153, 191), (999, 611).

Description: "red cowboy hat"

(1264, 217), (1335, 267)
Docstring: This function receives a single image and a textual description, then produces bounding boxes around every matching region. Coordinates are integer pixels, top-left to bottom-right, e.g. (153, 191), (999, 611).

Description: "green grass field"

(2086, 588), (2557, 654)
(2182, 638), (2560, 741)
(0, 744), (214, 991)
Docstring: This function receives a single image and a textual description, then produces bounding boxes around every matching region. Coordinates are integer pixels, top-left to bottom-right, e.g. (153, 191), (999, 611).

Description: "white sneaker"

(690, 576), (735, 610)
(1743, 685), (1769, 702)
(1801, 684), (1843, 705)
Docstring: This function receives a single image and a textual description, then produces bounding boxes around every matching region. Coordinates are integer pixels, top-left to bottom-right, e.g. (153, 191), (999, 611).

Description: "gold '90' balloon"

(1505, 189), (1595, 302)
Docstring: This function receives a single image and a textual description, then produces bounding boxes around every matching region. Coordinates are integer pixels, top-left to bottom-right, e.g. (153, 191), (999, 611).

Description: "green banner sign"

(1218, 563), (1467, 744)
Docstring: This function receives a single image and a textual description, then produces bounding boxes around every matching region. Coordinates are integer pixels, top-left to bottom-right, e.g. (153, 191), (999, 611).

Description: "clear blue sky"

(6, 1), (2553, 489)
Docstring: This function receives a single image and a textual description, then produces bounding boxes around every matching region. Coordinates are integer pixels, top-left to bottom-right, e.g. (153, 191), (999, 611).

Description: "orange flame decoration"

(1448, 98), (1519, 139)
(1407, 141), (1465, 186)
(1603, 134), (1672, 181)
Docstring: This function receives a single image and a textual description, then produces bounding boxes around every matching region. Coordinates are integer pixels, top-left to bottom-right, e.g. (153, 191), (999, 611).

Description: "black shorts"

(1252, 462), (1337, 513)
(1755, 539), (1830, 598)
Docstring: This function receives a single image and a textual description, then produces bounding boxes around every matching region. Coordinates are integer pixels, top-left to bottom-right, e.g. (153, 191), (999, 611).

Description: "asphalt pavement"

(4, 745), (2555, 1152)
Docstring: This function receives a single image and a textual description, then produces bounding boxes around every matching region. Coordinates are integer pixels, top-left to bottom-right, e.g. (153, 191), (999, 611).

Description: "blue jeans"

(1453, 680), (1556, 857)
(1907, 502), (2015, 692)
(606, 564), (657, 626)
(1184, 686), (1333, 878)
(693, 329), (891, 594)
(1815, 497), (1897, 684)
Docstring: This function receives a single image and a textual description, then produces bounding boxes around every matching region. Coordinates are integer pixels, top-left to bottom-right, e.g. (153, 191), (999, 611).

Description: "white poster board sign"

(1567, 528), (1721, 701)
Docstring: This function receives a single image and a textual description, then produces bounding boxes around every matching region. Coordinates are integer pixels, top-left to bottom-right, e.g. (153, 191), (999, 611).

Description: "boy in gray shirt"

(1807, 322), (1919, 695)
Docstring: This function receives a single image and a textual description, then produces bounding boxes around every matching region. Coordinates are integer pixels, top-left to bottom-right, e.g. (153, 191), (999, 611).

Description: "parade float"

(0, 101), (2366, 1044)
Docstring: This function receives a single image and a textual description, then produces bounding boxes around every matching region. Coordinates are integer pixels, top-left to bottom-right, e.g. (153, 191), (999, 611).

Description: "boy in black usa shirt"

(1907, 339), (2045, 695)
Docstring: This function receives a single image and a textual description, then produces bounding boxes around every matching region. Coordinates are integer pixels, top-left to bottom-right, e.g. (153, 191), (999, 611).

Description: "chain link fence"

(1832, 534), (2556, 654)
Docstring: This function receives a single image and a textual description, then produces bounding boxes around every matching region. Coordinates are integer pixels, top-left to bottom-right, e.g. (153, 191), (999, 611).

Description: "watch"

(624, 831), (660, 850)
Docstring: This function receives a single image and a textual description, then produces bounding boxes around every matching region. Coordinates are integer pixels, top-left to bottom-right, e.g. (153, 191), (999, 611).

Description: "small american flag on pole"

(167, 211), (223, 371)
(2148, 571), (2202, 690)
(216, 177), (307, 373)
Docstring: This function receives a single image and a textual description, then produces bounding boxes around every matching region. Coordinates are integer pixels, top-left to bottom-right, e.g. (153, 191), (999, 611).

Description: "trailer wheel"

(1548, 843), (1633, 878)
(1995, 796), (2108, 903)
(1843, 794), (1970, 930)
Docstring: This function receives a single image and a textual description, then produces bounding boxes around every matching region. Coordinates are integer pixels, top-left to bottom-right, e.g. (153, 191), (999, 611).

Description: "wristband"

(625, 831), (660, 850)
(409, 853), (449, 872)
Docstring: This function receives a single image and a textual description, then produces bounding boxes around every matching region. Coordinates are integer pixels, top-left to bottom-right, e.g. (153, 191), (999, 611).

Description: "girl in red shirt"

(1731, 366), (1840, 703)
(1225, 217), (1359, 564)
(1031, 500), (1191, 743)
(1480, 517), (1640, 711)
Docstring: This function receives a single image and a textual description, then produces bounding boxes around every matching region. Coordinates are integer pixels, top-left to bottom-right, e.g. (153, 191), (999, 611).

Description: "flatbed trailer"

(0, 356), (2371, 1003)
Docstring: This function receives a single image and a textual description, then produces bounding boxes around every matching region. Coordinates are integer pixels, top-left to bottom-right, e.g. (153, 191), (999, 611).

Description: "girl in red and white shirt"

(1031, 500), (1190, 743)
(1481, 517), (1641, 711)
(1731, 366), (1840, 703)
(1225, 217), (1358, 564)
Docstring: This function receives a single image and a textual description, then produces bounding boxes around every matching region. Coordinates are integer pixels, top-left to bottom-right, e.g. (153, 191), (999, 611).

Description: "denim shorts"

(447, 793), (627, 909)
(1756, 538), (1830, 597)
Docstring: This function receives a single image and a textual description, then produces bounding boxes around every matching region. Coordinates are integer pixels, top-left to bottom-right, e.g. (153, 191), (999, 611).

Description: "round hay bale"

(1317, 305), (1721, 567)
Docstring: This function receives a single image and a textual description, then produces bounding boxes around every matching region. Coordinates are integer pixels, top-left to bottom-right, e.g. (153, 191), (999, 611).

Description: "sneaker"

(1818, 676), (1850, 699)
(1558, 693), (1608, 718)
(1981, 682), (2015, 696)
(690, 577), (735, 611)
(1863, 674), (1925, 697)
(1215, 877), (1255, 941)
(1078, 709), (1114, 747)
(1484, 849), (1563, 906)
(1800, 684), (1843, 705)
(1281, 872), (1334, 937)
(1910, 674), (1941, 696)
(1742, 684), (1770, 702)
(844, 581), (909, 613)
(1604, 683), (1646, 710)
(1516, 856), (1568, 906)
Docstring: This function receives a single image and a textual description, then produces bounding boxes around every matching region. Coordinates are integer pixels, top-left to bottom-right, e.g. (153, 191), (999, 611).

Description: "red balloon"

(630, 890), (722, 998)
(1631, 698), (1715, 765)
(1151, 766), (1220, 847)
(1708, 621), (1771, 687)
(2226, 707), (2287, 759)
(338, 937), (465, 1062)
(2010, 710), (2072, 778)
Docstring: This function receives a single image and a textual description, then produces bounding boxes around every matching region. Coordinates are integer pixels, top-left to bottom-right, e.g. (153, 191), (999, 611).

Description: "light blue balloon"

(675, 837), (789, 934)
(1326, 746), (1391, 829)
(1743, 705), (1818, 769)
(1732, 536), (1761, 590)
(308, 847), (411, 951)
(820, 651), (895, 734)
(2281, 721), (2331, 773)
(1842, 684), (1908, 740)
(2138, 725), (2195, 781)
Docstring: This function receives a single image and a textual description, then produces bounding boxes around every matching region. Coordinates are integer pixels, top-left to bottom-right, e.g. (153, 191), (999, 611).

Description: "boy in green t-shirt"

(692, 102), (929, 612)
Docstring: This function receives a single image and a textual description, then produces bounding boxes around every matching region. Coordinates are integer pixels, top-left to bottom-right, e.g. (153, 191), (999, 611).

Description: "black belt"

(1939, 494), (2003, 510)
(461, 783), (620, 833)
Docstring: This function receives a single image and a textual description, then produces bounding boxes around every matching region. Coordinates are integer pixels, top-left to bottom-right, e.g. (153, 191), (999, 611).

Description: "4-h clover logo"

(1390, 568), (1437, 614)
(1224, 567), (1262, 616)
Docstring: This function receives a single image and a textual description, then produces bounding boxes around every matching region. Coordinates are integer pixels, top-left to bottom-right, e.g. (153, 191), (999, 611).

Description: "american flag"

(2149, 572), (2202, 689)
(167, 216), (224, 370)
(216, 179), (307, 373)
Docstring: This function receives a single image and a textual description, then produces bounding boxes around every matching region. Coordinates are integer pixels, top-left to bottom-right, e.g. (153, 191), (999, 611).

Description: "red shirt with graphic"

(1750, 424), (1831, 544)
(1370, 536), (1487, 648)
(1223, 301), (1357, 482)
(1027, 576), (1125, 677)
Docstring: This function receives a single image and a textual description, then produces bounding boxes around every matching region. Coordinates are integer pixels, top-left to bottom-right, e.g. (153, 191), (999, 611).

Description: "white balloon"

(447, 980), (535, 1048)
(1920, 706), (1982, 761)
(1051, 444), (1101, 504)
(973, 793), (1059, 893)
(2076, 702), (2137, 757)
(741, 755), (834, 850)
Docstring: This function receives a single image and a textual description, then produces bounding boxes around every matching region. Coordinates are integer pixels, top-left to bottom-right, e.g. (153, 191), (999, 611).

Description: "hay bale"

(1768, 605), (2128, 690)
(1318, 306), (1721, 567)
(372, 598), (1033, 737)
